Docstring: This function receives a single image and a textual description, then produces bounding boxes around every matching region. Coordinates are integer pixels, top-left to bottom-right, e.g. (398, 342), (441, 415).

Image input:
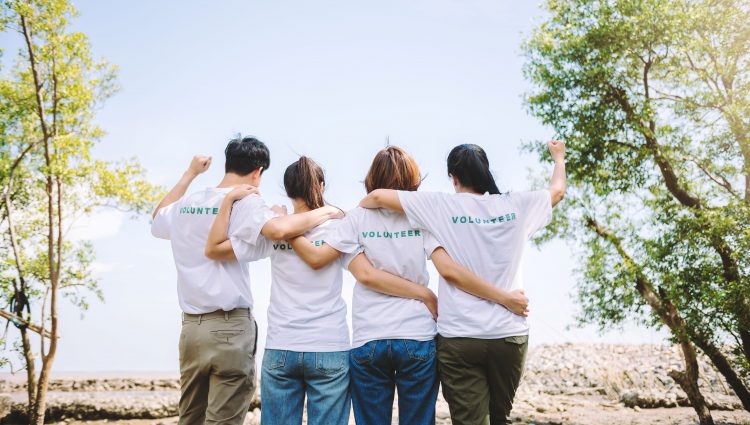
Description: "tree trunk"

(693, 334), (750, 413)
(741, 328), (750, 369)
(19, 328), (37, 418)
(586, 217), (715, 424)
(669, 341), (715, 425)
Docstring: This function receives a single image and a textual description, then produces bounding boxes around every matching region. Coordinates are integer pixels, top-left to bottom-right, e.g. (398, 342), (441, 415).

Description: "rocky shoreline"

(1, 344), (749, 424)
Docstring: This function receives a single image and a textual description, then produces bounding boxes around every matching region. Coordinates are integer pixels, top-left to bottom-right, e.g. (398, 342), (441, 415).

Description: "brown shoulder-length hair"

(364, 146), (422, 193)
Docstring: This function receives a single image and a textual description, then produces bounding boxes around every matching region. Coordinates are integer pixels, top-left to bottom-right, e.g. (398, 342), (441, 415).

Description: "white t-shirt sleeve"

(422, 230), (442, 258)
(326, 209), (360, 254)
(326, 209), (364, 269)
(515, 190), (553, 237)
(231, 235), (273, 262)
(397, 191), (445, 231)
(150, 199), (181, 240)
(228, 195), (275, 245)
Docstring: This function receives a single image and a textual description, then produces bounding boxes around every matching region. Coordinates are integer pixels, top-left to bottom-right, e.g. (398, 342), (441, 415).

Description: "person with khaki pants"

(178, 309), (258, 424)
(151, 136), (345, 425)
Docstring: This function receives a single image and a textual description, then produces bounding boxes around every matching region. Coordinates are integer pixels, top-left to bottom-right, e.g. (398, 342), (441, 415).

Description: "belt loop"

(224, 311), (229, 321)
(198, 314), (202, 325)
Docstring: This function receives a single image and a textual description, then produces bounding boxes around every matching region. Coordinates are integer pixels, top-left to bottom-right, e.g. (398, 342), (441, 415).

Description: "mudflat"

(3, 344), (750, 425)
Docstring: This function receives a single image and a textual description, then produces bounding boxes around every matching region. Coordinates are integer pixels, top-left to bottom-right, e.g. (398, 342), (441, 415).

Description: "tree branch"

(0, 309), (53, 339)
(584, 216), (750, 411)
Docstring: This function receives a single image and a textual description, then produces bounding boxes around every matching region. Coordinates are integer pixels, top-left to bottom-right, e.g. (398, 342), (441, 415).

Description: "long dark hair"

(446, 144), (500, 195)
(284, 156), (326, 210)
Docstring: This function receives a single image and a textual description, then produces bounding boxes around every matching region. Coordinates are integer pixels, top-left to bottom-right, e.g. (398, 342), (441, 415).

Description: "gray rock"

(0, 393), (11, 419)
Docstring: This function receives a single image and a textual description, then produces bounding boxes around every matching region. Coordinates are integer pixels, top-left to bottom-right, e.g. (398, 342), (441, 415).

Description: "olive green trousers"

(437, 334), (528, 425)
(178, 308), (258, 425)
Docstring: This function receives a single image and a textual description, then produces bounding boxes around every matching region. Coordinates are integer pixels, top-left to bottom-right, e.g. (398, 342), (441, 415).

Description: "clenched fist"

(187, 155), (212, 177)
(548, 140), (565, 163)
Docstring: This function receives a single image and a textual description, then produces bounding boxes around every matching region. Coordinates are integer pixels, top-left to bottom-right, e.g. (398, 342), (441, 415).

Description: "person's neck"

(292, 198), (311, 214)
(455, 185), (482, 195)
(217, 173), (257, 188)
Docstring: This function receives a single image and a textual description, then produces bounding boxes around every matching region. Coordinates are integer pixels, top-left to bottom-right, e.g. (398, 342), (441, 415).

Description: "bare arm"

(348, 253), (438, 320)
(547, 140), (566, 208)
(152, 155), (211, 219)
(288, 236), (342, 270)
(205, 186), (256, 260)
(261, 206), (343, 241)
(431, 248), (529, 317)
(359, 189), (404, 213)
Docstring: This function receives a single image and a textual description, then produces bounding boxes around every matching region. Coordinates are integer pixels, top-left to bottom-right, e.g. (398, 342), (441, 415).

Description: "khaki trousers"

(437, 335), (528, 425)
(178, 308), (258, 425)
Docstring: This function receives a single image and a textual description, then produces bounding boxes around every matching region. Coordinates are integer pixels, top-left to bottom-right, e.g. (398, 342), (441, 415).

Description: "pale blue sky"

(2, 0), (664, 372)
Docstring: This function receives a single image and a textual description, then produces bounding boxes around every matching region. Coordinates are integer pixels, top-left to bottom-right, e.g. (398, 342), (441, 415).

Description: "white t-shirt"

(398, 190), (553, 339)
(232, 219), (350, 352)
(326, 207), (439, 348)
(151, 189), (274, 314)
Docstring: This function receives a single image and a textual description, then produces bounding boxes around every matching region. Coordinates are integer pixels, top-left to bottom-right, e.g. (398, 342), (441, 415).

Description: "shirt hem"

(265, 343), (351, 352)
(351, 333), (436, 349)
(436, 330), (529, 339)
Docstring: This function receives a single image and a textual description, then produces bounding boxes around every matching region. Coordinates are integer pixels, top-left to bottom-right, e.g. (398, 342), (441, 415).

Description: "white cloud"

(68, 209), (126, 242)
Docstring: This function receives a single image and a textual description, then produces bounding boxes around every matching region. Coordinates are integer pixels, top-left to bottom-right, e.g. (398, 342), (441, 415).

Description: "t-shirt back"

(326, 207), (439, 348)
(398, 190), (552, 339)
(151, 189), (273, 314)
(233, 219), (350, 352)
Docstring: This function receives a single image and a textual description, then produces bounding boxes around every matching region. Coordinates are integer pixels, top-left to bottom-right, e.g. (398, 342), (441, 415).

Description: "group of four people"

(151, 136), (566, 425)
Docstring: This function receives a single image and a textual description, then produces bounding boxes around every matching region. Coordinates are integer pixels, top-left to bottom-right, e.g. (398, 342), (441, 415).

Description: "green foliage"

(0, 0), (163, 407)
(524, 0), (750, 381)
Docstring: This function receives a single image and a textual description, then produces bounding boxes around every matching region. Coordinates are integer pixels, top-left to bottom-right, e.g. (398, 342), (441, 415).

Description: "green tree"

(524, 0), (749, 424)
(0, 1), (162, 423)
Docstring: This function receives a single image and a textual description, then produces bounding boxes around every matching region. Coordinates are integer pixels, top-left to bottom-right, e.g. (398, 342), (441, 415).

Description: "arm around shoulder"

(359, 189), (404, 213)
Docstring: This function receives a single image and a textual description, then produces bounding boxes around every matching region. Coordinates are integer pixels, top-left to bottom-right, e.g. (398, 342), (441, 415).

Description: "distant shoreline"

(0, 371), (179, 382)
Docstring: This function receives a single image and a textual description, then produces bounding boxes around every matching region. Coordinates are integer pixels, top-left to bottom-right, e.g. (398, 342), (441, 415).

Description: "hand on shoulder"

(227, 184), (259, 201)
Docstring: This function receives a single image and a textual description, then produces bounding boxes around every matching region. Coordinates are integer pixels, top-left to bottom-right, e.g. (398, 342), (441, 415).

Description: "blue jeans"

(350, 339), (438, 425)
(260, 349), (350, 425)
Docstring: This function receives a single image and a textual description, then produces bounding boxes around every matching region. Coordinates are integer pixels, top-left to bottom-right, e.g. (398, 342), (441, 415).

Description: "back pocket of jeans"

(263, 349), (287, 370)
(350, 342), (376, 365)
(316, 352), (347, 376)
(404, 339), (436, 361)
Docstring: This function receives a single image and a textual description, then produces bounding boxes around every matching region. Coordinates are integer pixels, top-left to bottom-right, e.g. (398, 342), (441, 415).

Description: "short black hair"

(224, 136), (270, 176)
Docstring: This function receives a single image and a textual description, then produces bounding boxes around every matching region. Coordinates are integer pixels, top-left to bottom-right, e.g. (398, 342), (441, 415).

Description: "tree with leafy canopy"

(524, 0), (749, 424)
(0, 1), (162, 423)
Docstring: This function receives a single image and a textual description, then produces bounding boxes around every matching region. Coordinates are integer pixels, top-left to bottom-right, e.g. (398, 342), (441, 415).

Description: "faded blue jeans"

(350, 339), (438, 425)
(260, 349), (350, 425)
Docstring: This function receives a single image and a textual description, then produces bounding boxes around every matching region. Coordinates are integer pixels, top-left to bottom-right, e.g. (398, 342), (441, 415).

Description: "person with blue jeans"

(206, 156), (442, 425)
(359, 141), (565, 424)
(261, 349), (350, 424)
(290, 147), (530, 425)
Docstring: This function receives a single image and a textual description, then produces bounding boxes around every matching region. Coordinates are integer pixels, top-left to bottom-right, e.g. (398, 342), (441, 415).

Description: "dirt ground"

(48, 403), (750, 425)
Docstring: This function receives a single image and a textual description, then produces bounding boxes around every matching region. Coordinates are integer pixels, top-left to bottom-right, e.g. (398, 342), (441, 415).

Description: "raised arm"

(359, 189), (404, 213)
(205, 185), (257, 261)
(348, 253), (438, 320)
(288, 236), (342, 270)
(261, 206), (343, 241)
(547, 140), (566, 208)
(431, 248), (529, 317)
(152, 155), (211, 219)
